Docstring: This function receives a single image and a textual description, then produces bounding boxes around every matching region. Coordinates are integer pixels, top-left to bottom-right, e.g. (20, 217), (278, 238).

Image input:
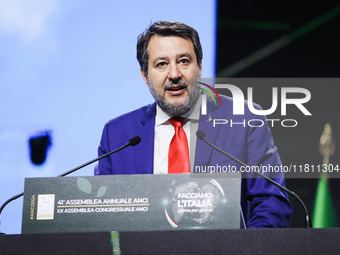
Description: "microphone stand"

(0, 136), (141, 234)
(196, 130), (312, 229)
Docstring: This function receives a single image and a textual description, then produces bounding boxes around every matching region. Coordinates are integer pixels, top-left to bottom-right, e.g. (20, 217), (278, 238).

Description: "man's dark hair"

(137, 21), (203, 75)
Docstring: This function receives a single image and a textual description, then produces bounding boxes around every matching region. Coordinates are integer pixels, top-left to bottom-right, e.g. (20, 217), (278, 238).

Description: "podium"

(4, 175), (338, 254)
(1, 228), (340, 254)
(21, 174), (241, 233)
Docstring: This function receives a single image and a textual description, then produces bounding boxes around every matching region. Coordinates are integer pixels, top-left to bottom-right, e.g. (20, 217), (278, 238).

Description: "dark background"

(216, 0), (340, 227)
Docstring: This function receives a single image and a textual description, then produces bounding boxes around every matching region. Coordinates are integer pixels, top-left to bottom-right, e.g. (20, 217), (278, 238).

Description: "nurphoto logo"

(198, 80), (312, 128)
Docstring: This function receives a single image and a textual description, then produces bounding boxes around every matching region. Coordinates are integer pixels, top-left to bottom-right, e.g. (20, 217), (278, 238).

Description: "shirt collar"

(155, 94), (201, 127)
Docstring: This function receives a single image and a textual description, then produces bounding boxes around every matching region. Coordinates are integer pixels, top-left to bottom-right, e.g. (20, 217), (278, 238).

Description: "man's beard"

(147, 79), (201, 117)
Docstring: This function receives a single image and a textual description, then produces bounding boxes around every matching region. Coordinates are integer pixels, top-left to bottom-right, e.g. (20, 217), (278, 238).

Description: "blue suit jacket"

(95, 96), (292, 228)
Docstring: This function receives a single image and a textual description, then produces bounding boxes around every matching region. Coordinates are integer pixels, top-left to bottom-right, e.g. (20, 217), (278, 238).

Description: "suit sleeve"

(244, 113), (292, 228)
(94, 122), (112, 175)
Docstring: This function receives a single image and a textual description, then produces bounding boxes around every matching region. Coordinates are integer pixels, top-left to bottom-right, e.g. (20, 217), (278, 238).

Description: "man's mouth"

(165, 84), (187, 96)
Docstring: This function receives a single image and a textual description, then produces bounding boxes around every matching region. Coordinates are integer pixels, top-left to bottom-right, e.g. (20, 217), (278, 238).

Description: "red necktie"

(168, 117), (190, 173)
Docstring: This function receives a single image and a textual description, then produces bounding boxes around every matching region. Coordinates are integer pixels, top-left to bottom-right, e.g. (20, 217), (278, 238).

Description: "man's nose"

(168, 63), (182, 80)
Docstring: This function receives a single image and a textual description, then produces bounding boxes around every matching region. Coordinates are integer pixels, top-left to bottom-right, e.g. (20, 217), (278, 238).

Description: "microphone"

(0, 136), (141, 234)
(129, 136), (141, 147)
(196, 130), (312, 229)
(58, 136), (141, 177)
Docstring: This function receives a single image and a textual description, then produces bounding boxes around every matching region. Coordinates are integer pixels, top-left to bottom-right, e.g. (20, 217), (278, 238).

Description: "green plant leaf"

(97, 186), (107, 197)
(77, 177), (92, 194)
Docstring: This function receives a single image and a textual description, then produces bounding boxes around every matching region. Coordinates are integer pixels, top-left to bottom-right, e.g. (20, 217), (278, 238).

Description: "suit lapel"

(195, 98), (221, 169)
(134, 103), (156, 174)
(134, 99), (222, 173)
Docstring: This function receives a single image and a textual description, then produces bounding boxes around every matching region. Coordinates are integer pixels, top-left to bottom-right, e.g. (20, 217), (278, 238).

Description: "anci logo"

(164, 179), (226, 229)
(198, 82), (312, 128)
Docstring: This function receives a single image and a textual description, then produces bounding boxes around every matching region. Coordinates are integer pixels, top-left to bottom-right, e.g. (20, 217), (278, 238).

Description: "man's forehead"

(147, 35), (196, 57)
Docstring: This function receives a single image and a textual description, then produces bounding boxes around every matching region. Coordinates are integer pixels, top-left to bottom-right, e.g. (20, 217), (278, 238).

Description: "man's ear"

(140, 69), (148, 84)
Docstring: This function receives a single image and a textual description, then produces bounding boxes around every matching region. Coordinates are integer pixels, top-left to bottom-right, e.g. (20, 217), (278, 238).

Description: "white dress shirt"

(153, 97), (200, 174)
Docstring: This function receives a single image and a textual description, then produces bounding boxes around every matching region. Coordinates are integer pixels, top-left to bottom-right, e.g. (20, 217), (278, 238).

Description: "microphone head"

(196, 130), (206, 140)
(129, 136), (141, 146)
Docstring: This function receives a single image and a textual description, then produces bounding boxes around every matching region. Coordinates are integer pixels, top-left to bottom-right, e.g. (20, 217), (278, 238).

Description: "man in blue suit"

(95, 21), (292, 228)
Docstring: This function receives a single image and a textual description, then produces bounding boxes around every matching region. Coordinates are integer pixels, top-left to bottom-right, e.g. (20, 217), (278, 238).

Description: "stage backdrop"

(0, 0), (217, 234)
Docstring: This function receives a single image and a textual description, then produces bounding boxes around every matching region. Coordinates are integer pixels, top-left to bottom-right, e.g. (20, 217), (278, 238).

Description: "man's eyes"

(178, 59), (190, 64)
(156, 62), (167, 68)
(155, 59), (190, 69)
